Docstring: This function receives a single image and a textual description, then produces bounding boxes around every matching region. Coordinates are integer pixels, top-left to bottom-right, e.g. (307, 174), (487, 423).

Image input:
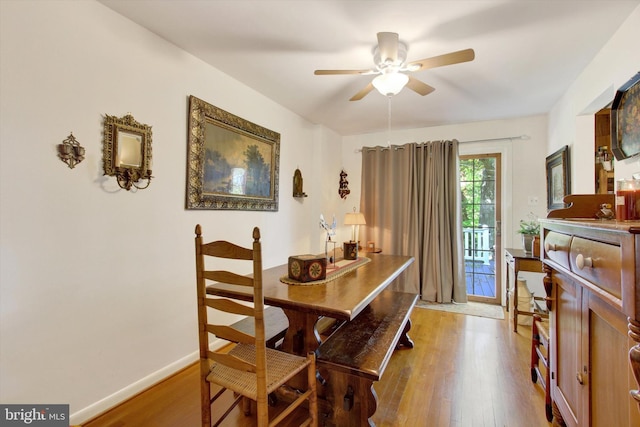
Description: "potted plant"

(518, 212), (540, 255)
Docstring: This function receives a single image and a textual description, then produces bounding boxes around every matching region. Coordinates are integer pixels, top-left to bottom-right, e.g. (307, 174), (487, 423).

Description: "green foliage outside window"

(460, 158), (496, 229)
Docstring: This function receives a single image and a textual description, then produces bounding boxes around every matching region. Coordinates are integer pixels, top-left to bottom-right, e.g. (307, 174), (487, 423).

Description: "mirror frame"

(103, 113), (152, 189)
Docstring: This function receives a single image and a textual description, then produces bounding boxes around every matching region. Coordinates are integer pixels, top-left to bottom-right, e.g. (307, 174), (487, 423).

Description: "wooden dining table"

(206, 253), (414, 356)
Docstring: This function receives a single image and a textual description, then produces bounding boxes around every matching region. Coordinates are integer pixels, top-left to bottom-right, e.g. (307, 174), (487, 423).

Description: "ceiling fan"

(314, 32), (475, 101)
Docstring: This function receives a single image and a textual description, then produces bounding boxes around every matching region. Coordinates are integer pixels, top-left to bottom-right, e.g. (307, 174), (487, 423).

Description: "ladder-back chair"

(195, 225), (318, 427)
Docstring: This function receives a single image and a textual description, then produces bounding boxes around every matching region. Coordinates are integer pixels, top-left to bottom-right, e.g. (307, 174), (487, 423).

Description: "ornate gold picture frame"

(186, 95), (280, 211)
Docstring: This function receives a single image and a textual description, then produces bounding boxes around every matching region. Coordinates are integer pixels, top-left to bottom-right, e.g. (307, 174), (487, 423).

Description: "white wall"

(0, 1), (338, 423)
(2, 1), (638, 424)
(549, 6), (640, 190)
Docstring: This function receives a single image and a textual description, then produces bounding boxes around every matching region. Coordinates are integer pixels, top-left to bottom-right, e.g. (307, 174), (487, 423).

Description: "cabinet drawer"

(543, 231), (572, 270)
(569, 237), (621, 300)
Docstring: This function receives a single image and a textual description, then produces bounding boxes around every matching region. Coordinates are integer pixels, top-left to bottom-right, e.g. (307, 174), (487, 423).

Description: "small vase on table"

(522, 234), (535, 254)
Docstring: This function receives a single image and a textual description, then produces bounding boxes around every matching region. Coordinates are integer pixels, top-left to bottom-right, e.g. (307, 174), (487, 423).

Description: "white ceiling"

(99, 0), (638, 136)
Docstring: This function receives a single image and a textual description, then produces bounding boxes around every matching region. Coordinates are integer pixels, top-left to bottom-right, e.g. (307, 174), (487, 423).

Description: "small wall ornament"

(293, 168), (307, 197)
(339, 169), (350, 199)
(57, 133), (85, 169)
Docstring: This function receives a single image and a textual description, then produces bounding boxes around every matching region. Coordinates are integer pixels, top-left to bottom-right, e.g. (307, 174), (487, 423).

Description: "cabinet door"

(587, 291), (640, 427)
(552, 274), (581, 427)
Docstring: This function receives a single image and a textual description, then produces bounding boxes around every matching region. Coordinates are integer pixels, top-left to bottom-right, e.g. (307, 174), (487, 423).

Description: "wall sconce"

(293, 168), (307, 197)
(339, 169), (350, 199)
(103, 113), (153, 191)
(343, 208), (366, 260)
(57, 133), (85, 169)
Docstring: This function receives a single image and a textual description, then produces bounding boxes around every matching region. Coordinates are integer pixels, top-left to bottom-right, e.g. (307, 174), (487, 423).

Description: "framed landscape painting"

(186, 95), (280, 211)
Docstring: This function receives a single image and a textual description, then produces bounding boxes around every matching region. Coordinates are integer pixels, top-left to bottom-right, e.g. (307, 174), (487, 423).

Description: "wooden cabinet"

(552, 269), (631, 426)
(540, 219), (640, 427)
(552, 273), (580, 426)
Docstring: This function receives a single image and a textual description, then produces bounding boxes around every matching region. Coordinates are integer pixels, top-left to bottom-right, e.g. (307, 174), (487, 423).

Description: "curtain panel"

(360, 141), (466, 302)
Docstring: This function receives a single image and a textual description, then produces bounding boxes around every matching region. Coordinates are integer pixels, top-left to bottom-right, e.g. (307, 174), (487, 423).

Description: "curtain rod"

(355, 134), (530, 152)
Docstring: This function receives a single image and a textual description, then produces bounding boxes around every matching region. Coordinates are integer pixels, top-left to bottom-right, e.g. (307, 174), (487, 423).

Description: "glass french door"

(460, 154), (501, 304)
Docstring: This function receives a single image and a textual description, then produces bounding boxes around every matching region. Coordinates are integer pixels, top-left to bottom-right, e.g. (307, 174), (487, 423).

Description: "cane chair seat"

(206, 344), (313, 401)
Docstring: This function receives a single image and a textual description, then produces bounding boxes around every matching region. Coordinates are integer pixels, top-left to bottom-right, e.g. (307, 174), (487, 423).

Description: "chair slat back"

(203, 270), (254, 287)
(207, 324), (254, 344)
(205, 298), (255, 317)
(195, 224), (267, 392)
(208, 351), (256, 373)
(200, 240), (254, 260)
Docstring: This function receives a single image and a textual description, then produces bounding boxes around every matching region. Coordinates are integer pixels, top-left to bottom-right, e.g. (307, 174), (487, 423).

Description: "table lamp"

(344, 209), (366, 260)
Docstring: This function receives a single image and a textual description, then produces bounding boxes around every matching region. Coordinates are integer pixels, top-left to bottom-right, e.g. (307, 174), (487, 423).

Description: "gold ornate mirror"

(103, 113), (152, 190)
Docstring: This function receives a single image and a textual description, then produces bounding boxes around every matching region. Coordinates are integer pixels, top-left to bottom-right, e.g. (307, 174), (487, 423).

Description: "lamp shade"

(372, 72), (409, 96)
(344, 212), (366, 225)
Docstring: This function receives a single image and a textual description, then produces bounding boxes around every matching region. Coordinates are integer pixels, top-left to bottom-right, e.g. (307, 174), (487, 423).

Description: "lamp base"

(343, 241), (358, 260)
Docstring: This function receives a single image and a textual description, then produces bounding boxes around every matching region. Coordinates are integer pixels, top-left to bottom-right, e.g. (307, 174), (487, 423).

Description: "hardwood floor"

(83, 307), (551, 427)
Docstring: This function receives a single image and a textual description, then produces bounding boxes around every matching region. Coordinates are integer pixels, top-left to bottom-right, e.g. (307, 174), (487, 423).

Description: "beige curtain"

(360, 141), (466, 303)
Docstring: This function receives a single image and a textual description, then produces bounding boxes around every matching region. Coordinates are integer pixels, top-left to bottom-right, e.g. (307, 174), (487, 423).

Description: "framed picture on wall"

(611, 72), (640, 161)
(186, 95), (280, 211)
(546, 145), (571, 211)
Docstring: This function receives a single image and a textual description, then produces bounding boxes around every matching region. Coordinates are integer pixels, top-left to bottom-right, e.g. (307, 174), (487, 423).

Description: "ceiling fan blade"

(407, 48), (475, 71)
(349, 82), (375, 101)
(314, 69), (376, 75)
(377, 32), (399, 63)
(406, 76), (436, 96)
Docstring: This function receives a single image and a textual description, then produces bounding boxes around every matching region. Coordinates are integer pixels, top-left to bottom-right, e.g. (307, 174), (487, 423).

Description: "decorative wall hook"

(57, 133), (85, 169)
(339, 169), (350, 199)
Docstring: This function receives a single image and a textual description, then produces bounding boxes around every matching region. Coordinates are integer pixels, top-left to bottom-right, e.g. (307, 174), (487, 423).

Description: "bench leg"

(322, 370), (378, 427)
(396, 318), (414, 350)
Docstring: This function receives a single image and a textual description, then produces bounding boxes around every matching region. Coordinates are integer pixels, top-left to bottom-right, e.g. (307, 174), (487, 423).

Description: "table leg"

(281, 309), (322, 356)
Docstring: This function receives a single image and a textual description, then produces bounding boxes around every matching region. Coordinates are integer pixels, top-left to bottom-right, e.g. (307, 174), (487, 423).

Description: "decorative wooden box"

(288, 255), (327, 282)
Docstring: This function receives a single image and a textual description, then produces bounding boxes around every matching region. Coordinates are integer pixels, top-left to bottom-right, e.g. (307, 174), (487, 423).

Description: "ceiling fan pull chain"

(387, 95), (392, 147)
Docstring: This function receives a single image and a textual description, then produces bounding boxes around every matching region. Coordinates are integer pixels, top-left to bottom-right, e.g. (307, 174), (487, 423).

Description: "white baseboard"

(70, 338), (226, 425)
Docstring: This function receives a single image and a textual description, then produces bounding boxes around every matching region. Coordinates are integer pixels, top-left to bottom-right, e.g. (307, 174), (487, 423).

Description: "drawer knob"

(576, 372), (584, 385)
(575, 254), (593, 270)
(544, 242), (556, 252)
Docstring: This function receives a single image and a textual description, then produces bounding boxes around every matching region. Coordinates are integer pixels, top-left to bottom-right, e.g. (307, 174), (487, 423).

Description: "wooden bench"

(315, 290), (418, 426)
(230, 306), (288, 348)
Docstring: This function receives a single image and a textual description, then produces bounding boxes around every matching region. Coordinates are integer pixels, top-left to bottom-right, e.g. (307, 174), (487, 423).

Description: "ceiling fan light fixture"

(372, 72), (409, 96)
(314, 32), (475, 101)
